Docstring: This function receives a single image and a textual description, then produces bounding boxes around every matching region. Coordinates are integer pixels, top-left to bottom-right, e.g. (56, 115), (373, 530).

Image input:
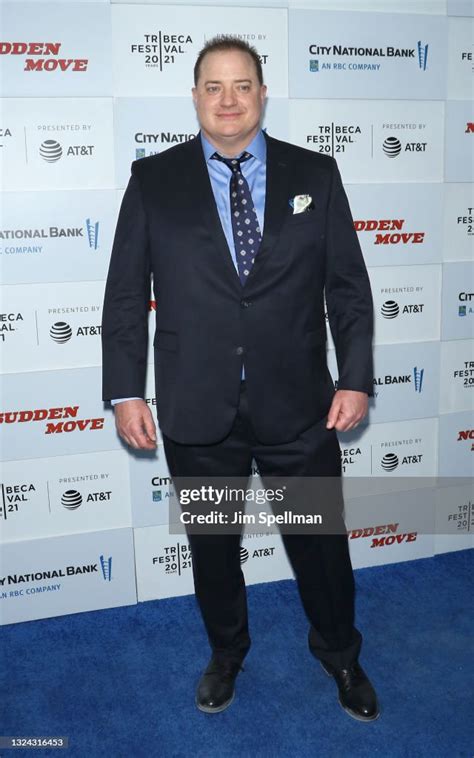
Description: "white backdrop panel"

(288, 0), (446, 13)
(1, 281), (105, 373)
(0, 367), (123, 461)
(368, 264), (442, 344)
(1, 98), (115, 191)
(346, 487), (434, 569)
(441, 260), (474, 339)
(443, 184), (474, 261)
(289, 99), (444, 183)
(447, 0), (474, 15)
(0, 3), (112, 98)
(445, 100), (474, 183)
(346, 183), (443, 267)
(0, 527), (137, 625)
(129, 444), (172, 528)
(0, 450), (132, 543)
(112, 5), (288, 97)
(435, 482), (474, 554)
(447, 17), (474, 100)
(438, 409), (474, 476)
(0, 190), (117, 285)
(288, 10), (445, 100)
(336, 415), (438, 478)
(439, 339), (474, 413)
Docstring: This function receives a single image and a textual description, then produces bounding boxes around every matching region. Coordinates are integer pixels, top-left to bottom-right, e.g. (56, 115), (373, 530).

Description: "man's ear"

(192, 86), (197, 107)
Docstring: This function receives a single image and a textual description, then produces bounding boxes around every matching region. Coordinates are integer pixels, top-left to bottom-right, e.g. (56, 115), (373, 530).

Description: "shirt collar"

(201, 129), (266, 164)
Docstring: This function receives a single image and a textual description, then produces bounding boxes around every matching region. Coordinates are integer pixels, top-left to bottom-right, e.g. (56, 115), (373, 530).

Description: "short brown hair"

(194, 35), (264, 86)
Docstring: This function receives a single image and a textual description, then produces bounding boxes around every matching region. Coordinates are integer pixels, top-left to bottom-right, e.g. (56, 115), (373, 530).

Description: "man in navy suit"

(102, 36), (379, 720)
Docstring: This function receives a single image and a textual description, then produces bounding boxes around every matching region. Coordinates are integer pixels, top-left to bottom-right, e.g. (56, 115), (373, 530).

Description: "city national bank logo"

(100, 555), (112, 581)
(134, 131), (196, 160)
(151, 475), (172, 502)
(457, 428), (474, 452)
(348, 522), (417, 548)
(86, 219), (99, 250)
(354, 219), (425, 247)
(0, 220), (100, 257)
(0, 406), (104, 435)
(306, 41), (429, 72)
(131, 32), (193, 72)
(0, 561), (105, 599)
(152, 543), (192, 575)
(373, 368), (424, 396)
(458, 290), (473, 317)
(0, 42), (88, 72)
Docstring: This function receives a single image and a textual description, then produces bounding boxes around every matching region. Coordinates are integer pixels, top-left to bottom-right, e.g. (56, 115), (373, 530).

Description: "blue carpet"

(1, 550), (472, 758)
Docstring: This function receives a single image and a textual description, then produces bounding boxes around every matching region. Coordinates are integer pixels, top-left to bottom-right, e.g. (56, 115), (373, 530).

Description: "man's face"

(192, 49), (267, 151)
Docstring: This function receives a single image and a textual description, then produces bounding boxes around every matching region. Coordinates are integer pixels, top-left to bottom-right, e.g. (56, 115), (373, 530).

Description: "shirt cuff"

(110, 397), (142, 406)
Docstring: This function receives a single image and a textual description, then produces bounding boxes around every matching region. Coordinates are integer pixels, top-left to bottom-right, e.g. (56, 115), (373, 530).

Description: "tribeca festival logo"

(0, 127), (13, 147)
(0, 42), (89, 72)
(458, 290), (474, 317)
(453, 359), (474, 388)
(0, 480), (37, 521)
(354, 218), (425, 247)
(307, 40), (429, 73)
(306, 121), (362, 155)
(130, 31), (193, 71)
(456, 206), (473, 238)
(152, 543), (192, 576)
(0, 312), (24, 343)
(100, 555), (112, 581)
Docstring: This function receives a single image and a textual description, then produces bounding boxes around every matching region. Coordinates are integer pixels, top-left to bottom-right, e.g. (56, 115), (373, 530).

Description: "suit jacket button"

(240, 300), (251, 308)
(236, 346), (244, 355)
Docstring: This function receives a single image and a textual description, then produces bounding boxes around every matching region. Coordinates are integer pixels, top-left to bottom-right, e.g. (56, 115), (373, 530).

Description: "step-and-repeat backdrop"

(1, 0), (472, 625)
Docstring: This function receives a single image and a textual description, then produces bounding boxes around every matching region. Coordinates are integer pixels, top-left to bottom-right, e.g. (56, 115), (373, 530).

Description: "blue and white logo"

(413, 366), (424, 393)
(417, 41), (429, 71)
(85, 219), (99, 250)
(100, 554), (112, 581)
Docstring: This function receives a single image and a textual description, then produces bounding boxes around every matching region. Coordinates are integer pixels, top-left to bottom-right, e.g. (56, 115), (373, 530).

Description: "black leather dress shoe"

(195, 656), (244, 713)
(320, 660), (380, 721)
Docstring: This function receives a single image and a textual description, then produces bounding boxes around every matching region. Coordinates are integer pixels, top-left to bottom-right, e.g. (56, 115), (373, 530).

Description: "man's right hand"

(114, 399), (157, 450)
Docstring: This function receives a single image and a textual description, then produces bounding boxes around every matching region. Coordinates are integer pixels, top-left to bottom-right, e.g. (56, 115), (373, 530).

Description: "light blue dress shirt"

(112, 129), (266, 405)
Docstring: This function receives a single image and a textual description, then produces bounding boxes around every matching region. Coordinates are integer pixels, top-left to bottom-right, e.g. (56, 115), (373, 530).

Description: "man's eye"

(207, 86), (219, 93)
(238, 85), (250, 92)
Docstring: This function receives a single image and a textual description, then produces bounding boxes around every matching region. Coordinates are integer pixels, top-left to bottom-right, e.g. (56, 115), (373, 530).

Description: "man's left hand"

(326, 390), (368, 432)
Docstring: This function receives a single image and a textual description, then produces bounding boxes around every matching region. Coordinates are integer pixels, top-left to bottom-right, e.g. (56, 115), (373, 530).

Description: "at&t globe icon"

(382, 137), (402, 158)
(381, 453), (399, 472)
(61, 490), (83, 509)
(381, 301), (400, 319)
(40, 140), (63, 162)
(50, 322), (73, 343)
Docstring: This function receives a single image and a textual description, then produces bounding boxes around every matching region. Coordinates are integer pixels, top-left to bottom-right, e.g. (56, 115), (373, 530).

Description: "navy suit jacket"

(102, 132), (374, 445)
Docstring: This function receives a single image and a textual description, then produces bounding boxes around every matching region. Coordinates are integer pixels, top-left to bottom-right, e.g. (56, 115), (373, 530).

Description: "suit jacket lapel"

(246, 133), (290, 287)
(184, 135), (242, 289)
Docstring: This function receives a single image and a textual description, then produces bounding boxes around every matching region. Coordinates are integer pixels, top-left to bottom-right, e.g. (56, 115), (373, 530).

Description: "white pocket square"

(290, 194), (314, 214)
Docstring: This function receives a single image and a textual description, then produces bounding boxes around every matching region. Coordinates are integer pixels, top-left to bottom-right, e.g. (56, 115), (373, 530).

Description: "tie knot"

(211, 151), (252, 172)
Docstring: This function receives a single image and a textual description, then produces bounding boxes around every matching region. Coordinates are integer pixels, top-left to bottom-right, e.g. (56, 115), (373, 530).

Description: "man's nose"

(220, 87), (238, 107)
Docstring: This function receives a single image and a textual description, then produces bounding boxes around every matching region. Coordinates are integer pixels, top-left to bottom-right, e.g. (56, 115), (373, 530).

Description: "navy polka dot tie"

(212, 151), (262, 285)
